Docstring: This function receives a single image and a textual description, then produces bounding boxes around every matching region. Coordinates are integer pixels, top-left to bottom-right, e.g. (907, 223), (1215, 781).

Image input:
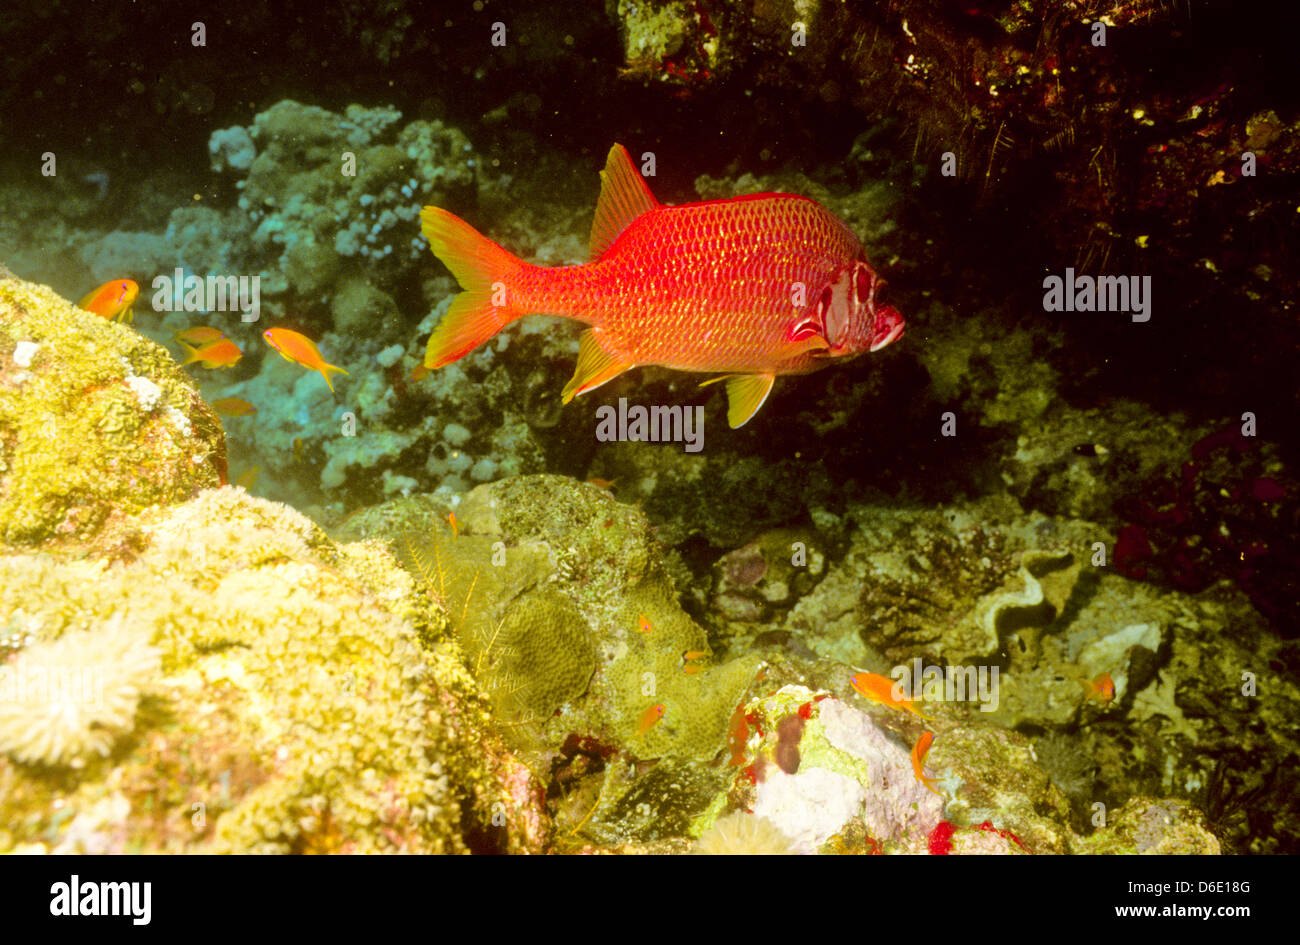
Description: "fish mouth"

(868, 304), (905, 352)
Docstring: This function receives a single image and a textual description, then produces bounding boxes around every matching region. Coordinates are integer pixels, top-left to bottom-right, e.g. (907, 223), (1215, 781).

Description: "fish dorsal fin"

(561, 329), (633, 403)
(702, 373), (776, 428)
(589, 144), (659, 261)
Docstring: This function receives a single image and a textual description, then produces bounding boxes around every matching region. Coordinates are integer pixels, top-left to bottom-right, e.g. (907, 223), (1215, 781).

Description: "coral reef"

(0, 276), (225, 547)
(0, 0), (1295, 859)
(0, 487), (544, 854)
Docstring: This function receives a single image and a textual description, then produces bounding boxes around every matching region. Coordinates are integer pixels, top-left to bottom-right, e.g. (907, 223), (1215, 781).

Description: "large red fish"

(420, 144), (904, 427)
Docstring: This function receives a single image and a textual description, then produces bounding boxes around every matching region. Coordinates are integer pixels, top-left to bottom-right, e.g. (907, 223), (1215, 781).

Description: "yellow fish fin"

(319, 362), (350, 393)
(723, 373), (775, 428)
(589, 144), (659, 261)
(177, 340), (200, 366)
(561, 329), (632, 403)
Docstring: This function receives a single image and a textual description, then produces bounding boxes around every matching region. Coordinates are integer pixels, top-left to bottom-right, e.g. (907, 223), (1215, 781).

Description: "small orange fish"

(682, 649), (707, 675)
(263, 327), (349, 392)
(637, 614), (653, 633)
(180, 337), (243, 369)
(585, 477), (618, 490)
(1077, 672), (1115, 704)
(210, 396), (256, 417)
(850, 672), (935, 721)
(173, 325), (226, 346)
(911, 731), (945, 796)
(78, 279), (139, 322)
(447, 511), (459, 536)
(636, 703), (665, 736)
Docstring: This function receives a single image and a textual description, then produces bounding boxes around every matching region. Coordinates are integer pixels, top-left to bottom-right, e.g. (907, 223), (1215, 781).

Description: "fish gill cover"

(0, 0), (1295, 873)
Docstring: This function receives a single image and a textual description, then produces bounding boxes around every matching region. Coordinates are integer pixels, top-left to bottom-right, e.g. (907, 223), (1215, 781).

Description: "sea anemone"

(692, 811), (796, 855)
(0, 614), (160, 768)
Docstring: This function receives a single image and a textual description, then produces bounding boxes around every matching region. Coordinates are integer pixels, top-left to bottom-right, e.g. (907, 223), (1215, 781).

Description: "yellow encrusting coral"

(0, 275), (225, 548)
(0, 487), (544, 854)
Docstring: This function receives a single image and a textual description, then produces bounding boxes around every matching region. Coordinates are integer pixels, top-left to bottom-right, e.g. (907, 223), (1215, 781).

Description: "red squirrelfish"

(420, 144), (905, 427)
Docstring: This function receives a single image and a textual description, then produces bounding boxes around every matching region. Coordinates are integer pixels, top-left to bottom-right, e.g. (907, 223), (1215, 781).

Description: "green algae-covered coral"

(0, 487), (546, 854)
(0, 276), (225, 547)
(387, 476), (762, 763)
(364, 476), (766, 843)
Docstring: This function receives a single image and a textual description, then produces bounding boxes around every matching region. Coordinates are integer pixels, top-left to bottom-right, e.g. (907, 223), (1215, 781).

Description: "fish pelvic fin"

(705, 373), (775, 428)
(561, 329), (633, 403)
(421, 206), (526, 368)
(589, 144), (659, 260)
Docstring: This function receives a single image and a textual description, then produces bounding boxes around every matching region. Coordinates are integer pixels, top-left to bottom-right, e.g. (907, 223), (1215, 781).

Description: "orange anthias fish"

(420, 144), (905, 427)
(1077, 672), (1116, 704)
(911, 731), (945, 796)
(850, 672), (935, 721)
(637, 614), (653, 633)
(174, 325), (227, 346)
(636, 703), (666, 736)
(263, 327), (349, 392)
(210, 396), (256, 417)
(180, 337), (243, 369)
(78, 279), (139, 322)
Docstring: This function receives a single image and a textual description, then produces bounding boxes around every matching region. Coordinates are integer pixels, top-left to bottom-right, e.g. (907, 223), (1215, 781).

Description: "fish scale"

(419, 143), (904, 427)
(497, 199), (860, 370)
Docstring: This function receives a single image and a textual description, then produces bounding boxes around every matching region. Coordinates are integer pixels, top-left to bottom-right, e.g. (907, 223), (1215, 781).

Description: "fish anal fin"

(588, 144), (659, 261)
(722, 373), (775, 428)
(561, 329), (633, 404)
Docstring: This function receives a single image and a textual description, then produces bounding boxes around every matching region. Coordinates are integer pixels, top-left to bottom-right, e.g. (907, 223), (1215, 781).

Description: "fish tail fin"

(421, 207), (527, 368)
(178, 340), (199, 365)
(319, 362), (349, 392)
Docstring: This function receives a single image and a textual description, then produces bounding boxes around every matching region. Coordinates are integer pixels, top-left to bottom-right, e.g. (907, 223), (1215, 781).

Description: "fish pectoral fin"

(774, 334), (830, 360)
(722, 373), (775, 428)
(561, 330), (633, 404)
